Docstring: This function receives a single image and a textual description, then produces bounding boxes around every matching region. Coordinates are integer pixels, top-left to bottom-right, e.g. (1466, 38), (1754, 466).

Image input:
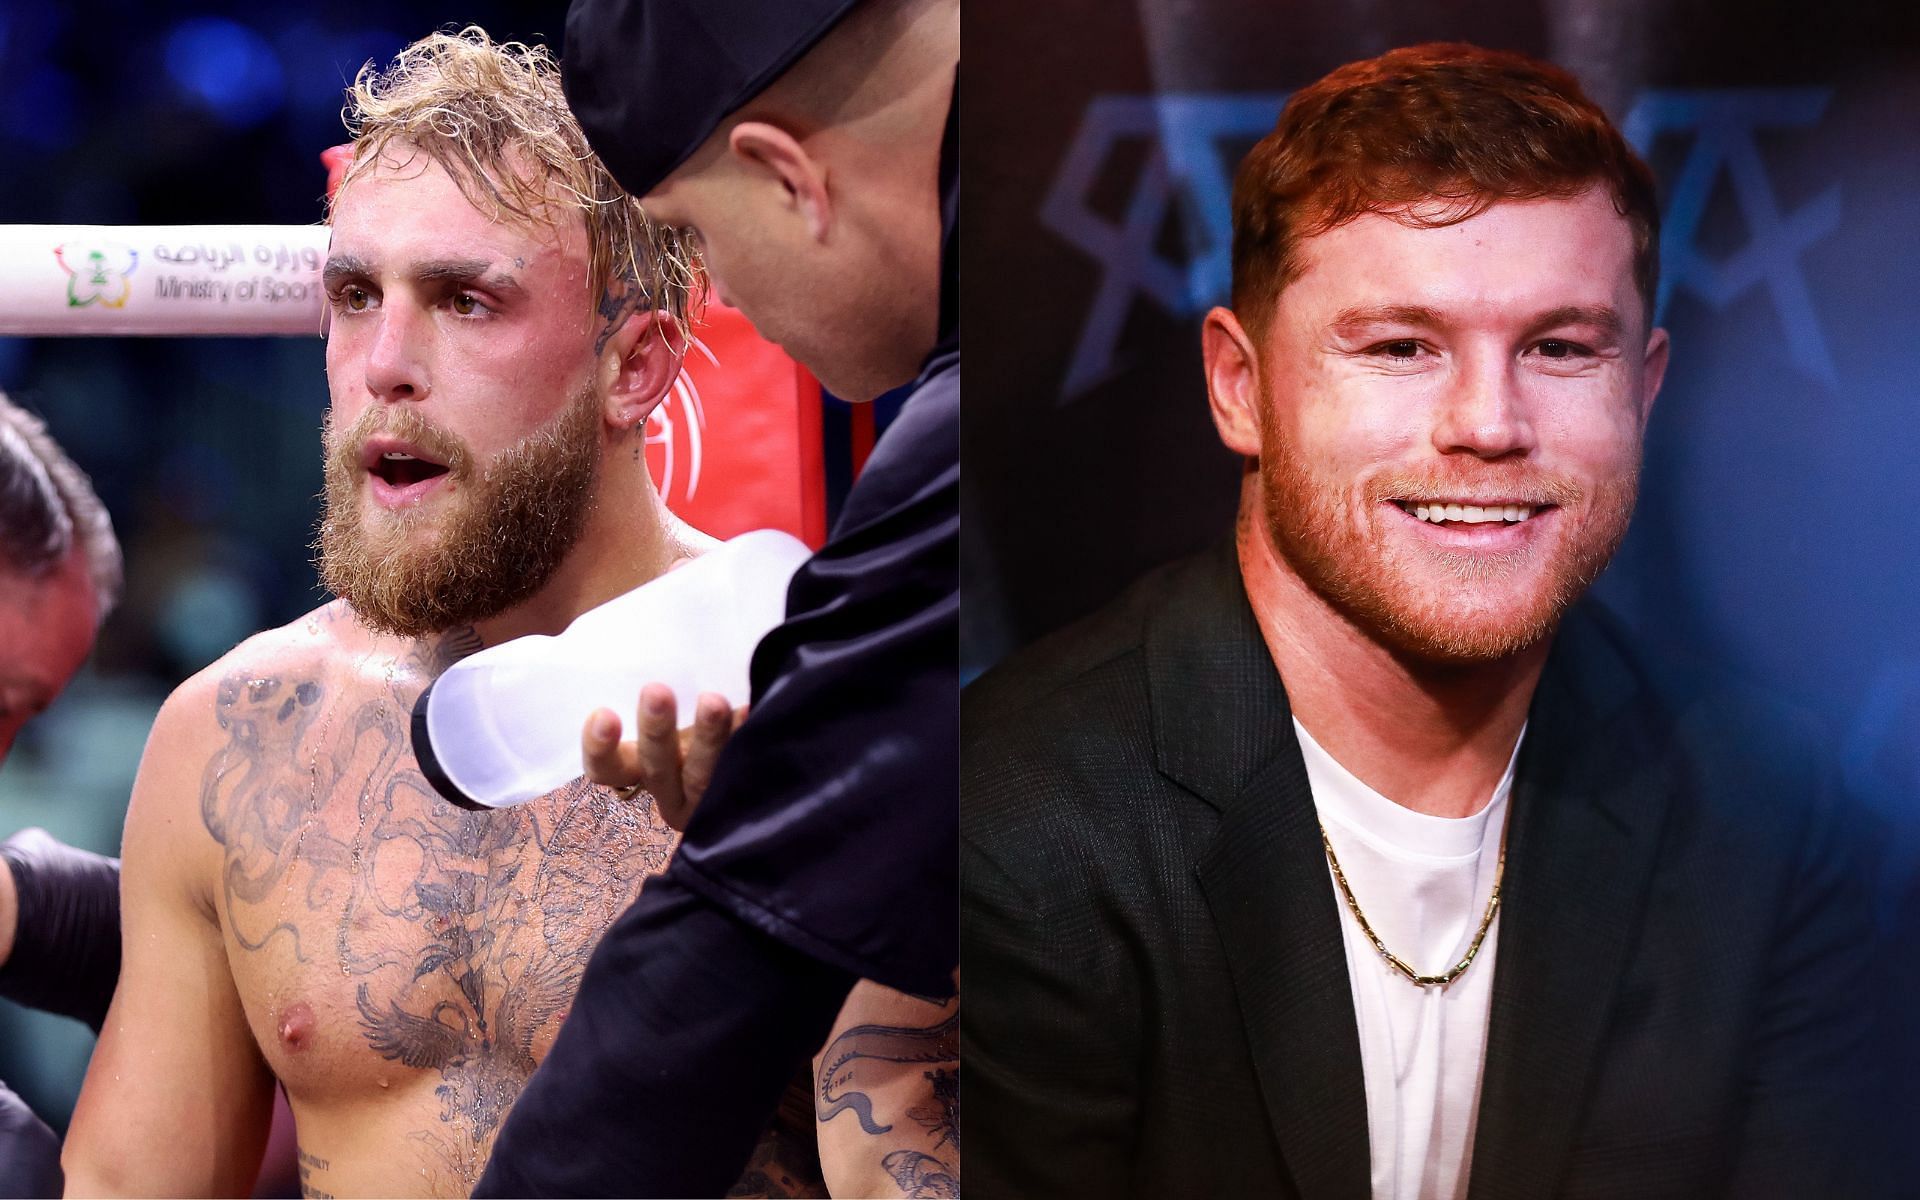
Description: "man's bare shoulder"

(130, 603), (388, 861)
(201, 600), (383, 687)
(158, 598), (359, 708)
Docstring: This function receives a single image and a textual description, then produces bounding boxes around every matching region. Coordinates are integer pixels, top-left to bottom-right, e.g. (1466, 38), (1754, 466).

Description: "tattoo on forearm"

(816, 1014), (959, 1135)
(201, 623), (678, 1190)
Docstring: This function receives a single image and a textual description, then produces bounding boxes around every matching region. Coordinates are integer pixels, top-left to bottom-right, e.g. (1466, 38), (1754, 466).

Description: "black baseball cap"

(563, 0), (861, 197)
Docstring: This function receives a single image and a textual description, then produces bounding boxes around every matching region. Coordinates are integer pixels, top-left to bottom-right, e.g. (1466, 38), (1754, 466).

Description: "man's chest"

(195, 672), (674, 1153)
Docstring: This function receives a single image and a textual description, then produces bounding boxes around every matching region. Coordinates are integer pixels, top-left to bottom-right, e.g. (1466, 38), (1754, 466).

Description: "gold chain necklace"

(1318, 820), (1506, 989)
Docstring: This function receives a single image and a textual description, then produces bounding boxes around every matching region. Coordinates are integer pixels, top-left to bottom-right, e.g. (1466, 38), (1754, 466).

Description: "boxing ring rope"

(0, 225), (332, 337)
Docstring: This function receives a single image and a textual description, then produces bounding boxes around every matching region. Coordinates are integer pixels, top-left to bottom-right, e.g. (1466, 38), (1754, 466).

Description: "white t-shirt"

(1294, 718), (1521, 1200)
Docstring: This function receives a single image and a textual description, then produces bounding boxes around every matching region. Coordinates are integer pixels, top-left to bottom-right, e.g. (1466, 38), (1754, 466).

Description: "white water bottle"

(412, 529), (811, 810)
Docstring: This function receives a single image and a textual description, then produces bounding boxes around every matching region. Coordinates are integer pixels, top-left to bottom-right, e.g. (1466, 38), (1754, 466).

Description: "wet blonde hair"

(335, 26), (702, 328)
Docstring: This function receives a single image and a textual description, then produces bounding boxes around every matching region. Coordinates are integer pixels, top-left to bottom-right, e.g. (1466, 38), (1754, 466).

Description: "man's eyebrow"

(1527, 304), (1624, 340)
(322, 254), (372, 287)
(1325, 303), (1627, 340)
(1327, 304), (1445, 334)
(321, 255), (526, 295)
(411, 258), (525, 293)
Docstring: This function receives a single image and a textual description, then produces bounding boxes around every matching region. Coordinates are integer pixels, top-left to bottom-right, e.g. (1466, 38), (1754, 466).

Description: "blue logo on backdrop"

(1622, 90), (1840, 386)
(1042, 88), (1839, 400)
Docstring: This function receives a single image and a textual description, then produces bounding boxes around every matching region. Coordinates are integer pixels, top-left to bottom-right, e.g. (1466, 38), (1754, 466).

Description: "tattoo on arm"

(881, 1150), (960, 1199)
(818, 1013), (960, 1196)
(909, 1067), (958, 1153)
(816, 1014), (959, 1135)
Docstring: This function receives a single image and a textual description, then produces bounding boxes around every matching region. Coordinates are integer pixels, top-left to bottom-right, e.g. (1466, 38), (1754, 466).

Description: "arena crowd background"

(962, 0), (1920, 1033)
(0, 0), (899, 1149)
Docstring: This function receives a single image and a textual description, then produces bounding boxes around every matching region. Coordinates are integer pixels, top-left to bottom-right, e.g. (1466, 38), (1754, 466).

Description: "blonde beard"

(316, 388), (601, 640)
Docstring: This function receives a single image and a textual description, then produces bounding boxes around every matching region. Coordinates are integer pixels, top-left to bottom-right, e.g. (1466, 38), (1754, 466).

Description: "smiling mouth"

(1390, 499), (1551, 526)
(369, 451), (450, 489)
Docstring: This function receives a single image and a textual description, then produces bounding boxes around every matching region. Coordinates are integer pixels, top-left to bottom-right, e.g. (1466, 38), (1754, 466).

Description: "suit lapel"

(1467, 609), (1676, 1199)
(1150, 545), (1372, 1200)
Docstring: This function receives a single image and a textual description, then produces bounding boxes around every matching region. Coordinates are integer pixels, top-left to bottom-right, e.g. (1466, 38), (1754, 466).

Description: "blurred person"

(57, 28), (877, 1198)
(0, 394), (118, 766)
(0, 393), (122, 1197)
(962, 44), (1877, 1199)
(473, 0), (961, 1194)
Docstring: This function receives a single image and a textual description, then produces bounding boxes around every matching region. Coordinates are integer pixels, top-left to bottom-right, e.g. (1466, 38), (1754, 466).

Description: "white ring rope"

(0, 225), (329, 336)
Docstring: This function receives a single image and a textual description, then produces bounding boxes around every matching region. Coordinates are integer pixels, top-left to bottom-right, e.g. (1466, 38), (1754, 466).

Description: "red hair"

(1230, 43), (1659, 331)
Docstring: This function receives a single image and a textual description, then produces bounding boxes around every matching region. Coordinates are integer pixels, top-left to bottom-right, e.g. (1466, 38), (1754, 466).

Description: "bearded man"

(56, 28), (851, 1198)
(962, 44), (1879, 1200)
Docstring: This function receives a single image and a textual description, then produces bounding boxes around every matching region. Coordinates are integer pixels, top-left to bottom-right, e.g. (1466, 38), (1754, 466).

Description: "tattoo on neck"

(419, 626), (484, 676)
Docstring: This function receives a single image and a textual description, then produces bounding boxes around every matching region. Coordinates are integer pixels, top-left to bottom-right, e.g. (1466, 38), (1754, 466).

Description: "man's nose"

(1431, 350), (1537, 459)
(363, 304), (429, 402)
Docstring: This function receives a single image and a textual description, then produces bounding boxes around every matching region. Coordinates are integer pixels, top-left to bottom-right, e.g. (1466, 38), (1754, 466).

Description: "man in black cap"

(473, 0), (959, 1194)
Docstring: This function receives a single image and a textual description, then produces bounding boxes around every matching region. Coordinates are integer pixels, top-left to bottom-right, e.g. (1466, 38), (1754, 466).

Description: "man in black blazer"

(962, 43), (1879, 1199)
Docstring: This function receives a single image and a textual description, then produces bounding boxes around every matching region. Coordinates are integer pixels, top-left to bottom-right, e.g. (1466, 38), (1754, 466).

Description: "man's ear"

(1203, 306), (1266, 457)
(727, 121), (832, 242)
(1639, 325), (1670, 428)
(601, 309), (688, 432)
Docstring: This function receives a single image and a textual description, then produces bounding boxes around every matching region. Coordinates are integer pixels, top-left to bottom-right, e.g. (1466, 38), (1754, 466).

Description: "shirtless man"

(60, 29), (825, 1196)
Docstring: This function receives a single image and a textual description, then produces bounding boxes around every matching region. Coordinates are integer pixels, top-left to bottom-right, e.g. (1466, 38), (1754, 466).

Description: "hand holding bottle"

(581, 685), (747, 831)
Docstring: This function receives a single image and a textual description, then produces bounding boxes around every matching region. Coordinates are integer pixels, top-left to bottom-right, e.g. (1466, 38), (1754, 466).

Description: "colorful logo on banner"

(1043, 88), (1840, 399)
(645, 339), (713, 507)
(52, 241), (140, 309)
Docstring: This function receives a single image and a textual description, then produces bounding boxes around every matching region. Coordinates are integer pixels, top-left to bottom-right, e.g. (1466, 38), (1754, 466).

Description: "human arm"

(662, 364), (959, 1001)
(812, 981), (959, 1199)
(61, 682), (276, 1197)
(0, 829), (122, 1031)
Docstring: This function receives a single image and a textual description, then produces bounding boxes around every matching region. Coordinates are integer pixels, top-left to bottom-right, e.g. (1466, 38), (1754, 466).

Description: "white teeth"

(1400, 502), (1537, 525)
(381, 452), (417, 461)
